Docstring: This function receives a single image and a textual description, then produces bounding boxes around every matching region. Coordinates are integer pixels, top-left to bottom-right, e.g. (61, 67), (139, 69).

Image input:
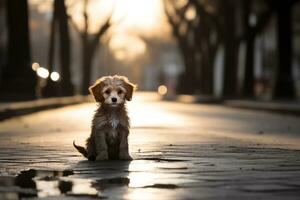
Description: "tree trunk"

(273, 2), (295, 99)
(0, 2), (5, 82)
(81, 40), (98, 95)
(176, 39), (197, 94)
(81, 47), (92, 95)
(56, 0), (74, 96)
(0, 0), (37, 101)
(202, 51), (214, 95)
(43, 0), (74, 97)
(180, 48), (197, 94)
(222, 0), (238, 99)
(42, 0), (59, 97)
(241, 0), (255, 98)
(197, 17), (214, 96)
(243, 32), (255, 98)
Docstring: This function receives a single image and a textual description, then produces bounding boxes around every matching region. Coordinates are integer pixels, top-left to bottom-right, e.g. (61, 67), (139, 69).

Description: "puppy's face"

(102, 83), (126, 106)
(89, 75), (136, 107)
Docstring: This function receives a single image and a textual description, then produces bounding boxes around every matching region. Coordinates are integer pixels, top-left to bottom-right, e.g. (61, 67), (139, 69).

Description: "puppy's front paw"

(96, 151), (108, 161)
(119, 152), (133, 160)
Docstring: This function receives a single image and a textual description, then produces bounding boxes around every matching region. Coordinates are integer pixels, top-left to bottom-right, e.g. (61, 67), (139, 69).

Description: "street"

(0, 93), (300, 199)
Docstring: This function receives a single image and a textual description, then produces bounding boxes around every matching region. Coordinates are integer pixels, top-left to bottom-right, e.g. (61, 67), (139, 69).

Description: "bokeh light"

(37, 67), (49, 79)
(158, 85), (168, 95)
(32, 62), (40, 71)
(185, 6), (197, 21)
(50, 72), (60, 81)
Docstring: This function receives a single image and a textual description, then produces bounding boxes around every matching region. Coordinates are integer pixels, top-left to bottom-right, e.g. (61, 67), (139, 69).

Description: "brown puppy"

(74, 75), (136, 161)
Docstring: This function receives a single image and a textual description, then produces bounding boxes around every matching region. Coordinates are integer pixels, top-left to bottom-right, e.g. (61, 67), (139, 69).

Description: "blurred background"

(0, 0), (300, 101)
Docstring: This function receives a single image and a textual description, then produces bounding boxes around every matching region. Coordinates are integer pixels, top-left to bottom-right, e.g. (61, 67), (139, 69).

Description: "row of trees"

(164, 0), (299, 99)
(43, 0), (114, 96)
(0, 0), (113, 100)
(0, 0), (298, 100)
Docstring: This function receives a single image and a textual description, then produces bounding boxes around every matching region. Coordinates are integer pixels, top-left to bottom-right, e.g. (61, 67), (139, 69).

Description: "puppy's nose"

(111, 97), (117, 103)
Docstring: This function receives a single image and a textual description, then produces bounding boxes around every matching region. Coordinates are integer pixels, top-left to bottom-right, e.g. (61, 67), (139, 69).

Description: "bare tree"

(43, 0), (74, 97)
(57, 0), (74, 96)
(163, 0), (221, 95)
(272, 0), (299, 99)
(191, 0), (221, 95)
(164, 1), (199, 94)
(240, 0), (273, 98)
(218, 0), (239, 98)
(164, 0), (298, 100)
(0, 0), (37, 101)
(69, 0), (114, 95)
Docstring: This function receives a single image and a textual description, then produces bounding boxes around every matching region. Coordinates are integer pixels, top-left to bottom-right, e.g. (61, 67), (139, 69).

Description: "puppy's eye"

(117, 90), (123, 94)
(104, 90), (110, 95)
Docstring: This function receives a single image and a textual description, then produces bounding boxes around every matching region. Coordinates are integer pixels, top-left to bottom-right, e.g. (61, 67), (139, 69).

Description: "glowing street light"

(37, 67), (49, 79)
(50, 72), (60, 81)
(158, 85), (168, 95)
(32, 62), (40, 71)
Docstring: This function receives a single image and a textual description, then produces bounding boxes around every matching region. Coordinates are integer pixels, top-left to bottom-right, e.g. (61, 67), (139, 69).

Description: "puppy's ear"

(123, 79), (137, 101)
(89, 79), (105, 102)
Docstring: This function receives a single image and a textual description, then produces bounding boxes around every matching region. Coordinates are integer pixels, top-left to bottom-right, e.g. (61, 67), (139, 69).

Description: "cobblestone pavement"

(0, 93), (300, 200)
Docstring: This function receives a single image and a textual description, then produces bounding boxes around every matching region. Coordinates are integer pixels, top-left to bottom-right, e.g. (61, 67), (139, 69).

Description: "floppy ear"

(89, 79), (105, 102)
(123, 79), (137, 101)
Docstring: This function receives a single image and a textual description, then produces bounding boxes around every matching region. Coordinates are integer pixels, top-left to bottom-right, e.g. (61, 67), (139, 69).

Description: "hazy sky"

(29, 0), (171, 60)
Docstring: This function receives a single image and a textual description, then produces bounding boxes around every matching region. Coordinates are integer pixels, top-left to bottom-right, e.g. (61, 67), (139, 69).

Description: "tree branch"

(67, 14), (84, 38)
(190, 0), (220, 28)
(91, 11), (114, 46)
(83, 0), (88, 36)
(163, 0), (190, 40)
(89, 1), (119, 50)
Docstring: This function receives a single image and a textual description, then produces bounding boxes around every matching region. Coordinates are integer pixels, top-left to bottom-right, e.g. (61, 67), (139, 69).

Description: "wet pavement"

(0, 93), (300, 199)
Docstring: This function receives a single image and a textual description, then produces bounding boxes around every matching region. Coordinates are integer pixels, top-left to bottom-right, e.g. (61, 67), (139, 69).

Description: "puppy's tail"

(73, 140), (88, 158)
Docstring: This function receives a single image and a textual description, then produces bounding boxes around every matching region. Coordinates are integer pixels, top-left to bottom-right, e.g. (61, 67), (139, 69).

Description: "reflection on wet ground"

(0, 169), (75, 199)
(1, 143), (300, 199)
(0, 159), (184, 199)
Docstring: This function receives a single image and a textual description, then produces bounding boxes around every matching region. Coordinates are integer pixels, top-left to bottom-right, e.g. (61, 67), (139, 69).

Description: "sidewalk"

(0, 96), (91, 121)
(224, 100), (300, 116)
(164, 94), (300, 116)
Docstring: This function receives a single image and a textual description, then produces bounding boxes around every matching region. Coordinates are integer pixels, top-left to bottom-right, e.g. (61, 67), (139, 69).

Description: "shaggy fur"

(73, 75), (136, 161)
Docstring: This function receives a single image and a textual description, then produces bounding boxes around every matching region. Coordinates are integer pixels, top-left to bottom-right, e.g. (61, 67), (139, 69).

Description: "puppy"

(73, 75), (136, 161)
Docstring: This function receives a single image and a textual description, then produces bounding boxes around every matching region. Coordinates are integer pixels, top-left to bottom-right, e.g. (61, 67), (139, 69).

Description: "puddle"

(142, 183), (179, 189)
(92, 177), (130, 190)
(0, 169), (101, 199)
(0, 159), (183, 199)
